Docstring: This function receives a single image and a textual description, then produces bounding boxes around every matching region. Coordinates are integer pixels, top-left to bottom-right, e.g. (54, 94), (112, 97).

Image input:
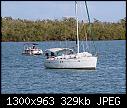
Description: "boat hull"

(22, 52), (42, 55)
(44, 56), (97, 69)
(22, 50), (43, 55)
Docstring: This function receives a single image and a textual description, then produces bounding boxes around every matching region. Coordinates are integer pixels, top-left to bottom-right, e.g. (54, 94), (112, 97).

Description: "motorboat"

(22, 43), (43, 55)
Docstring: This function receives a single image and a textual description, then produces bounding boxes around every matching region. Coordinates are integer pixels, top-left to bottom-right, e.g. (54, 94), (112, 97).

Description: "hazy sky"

(1, 1), (126, 22)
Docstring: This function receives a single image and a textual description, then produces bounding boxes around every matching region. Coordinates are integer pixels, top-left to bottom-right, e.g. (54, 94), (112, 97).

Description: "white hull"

(44, 55), (97, 69)
(22, 48), (43, 55)
(22, 49), (43, 55)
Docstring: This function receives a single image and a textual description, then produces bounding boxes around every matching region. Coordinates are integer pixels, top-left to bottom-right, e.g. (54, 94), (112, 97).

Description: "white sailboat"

(44, 1), (97, 69)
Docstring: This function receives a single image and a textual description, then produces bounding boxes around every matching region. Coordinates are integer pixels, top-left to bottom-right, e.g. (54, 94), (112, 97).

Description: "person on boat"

(45, 53), (49, 59)
(51, 52), (55, 57)
(32, 45), (35, 49)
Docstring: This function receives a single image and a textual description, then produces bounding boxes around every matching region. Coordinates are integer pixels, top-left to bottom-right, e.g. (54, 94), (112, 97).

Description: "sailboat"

(44, 1), (97, 69)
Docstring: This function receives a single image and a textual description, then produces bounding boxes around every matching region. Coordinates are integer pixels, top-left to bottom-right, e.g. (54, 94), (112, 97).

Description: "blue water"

(1, 40), (126, 94)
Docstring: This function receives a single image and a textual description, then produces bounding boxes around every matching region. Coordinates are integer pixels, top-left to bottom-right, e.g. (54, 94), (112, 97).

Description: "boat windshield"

(45, 48), (74, 57)
(56, 49), (74, 56)
(23, 43), (38, 49)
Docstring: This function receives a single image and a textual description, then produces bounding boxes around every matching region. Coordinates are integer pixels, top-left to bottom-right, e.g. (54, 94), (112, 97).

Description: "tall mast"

(75, 1), (79, 53)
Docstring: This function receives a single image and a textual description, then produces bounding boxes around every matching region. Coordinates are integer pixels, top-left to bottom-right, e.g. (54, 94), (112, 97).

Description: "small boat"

(44, 1), (98, 69)
(22, 43), (43, 55)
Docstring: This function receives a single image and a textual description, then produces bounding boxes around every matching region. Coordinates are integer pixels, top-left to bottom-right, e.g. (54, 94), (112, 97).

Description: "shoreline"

(1, 40), (126, 42)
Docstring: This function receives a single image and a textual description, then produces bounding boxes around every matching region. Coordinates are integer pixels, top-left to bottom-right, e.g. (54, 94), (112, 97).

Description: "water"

(1, 40), (126, 94)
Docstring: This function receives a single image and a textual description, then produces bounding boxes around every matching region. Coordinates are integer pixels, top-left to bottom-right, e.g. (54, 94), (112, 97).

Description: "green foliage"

(1, 17), (126, 42)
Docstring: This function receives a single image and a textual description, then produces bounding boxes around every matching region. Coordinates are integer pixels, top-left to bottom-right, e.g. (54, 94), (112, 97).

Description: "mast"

(75, 1), (79, 53)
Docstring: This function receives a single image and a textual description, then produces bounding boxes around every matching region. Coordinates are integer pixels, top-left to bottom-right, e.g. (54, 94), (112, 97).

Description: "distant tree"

(1, 17), (126, 41)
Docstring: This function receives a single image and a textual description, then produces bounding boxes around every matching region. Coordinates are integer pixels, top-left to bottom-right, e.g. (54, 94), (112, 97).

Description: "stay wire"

(84, 1), (97, 55)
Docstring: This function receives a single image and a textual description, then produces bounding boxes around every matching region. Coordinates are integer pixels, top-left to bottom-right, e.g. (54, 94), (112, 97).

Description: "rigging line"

(85, 31), (89, 51)
(78, 2), (86, 52)
(75, 1), (77, 45)
(84, 1), (97, 54)
(79, 4), (87, 52)
(81, 23), (89, 52)
(82, 20), (89, 52)
(62, 4), (67, 49)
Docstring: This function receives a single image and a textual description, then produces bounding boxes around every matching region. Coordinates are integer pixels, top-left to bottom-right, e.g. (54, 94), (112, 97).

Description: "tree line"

(1, 17), (126, 42)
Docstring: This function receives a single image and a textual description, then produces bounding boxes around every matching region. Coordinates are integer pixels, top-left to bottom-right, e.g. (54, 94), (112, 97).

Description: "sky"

(1, 1), (126, 22)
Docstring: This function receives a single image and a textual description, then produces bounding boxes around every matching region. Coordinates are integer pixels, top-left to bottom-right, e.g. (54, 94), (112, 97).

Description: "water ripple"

(1, 41), (126, 94)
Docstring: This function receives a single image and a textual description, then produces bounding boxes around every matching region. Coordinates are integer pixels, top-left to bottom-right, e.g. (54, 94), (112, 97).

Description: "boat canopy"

(44, 48), (74, 56)
(45, 48), (73, 52)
